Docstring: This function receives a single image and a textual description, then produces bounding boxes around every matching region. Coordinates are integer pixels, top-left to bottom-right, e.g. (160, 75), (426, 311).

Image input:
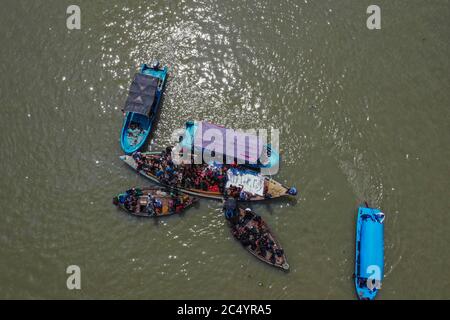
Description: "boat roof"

(359, 216), (384, 280)
(123, 73), (158, 116)
(187, 121), (264, 163)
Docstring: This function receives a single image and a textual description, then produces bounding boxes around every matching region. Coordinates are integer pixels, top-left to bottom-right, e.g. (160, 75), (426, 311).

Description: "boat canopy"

(187, 121), (264, 164)
(359, 217), (384, 280)
(123, 73), (159, 116)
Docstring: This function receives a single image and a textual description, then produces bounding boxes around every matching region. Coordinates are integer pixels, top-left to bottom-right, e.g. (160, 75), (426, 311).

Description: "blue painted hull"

(354, 206), (385, 300)
(120, 63), (168, 154)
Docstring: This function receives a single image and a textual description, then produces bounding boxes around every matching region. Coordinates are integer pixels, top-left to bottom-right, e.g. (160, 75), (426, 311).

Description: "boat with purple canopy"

(178, 121), (280, 171)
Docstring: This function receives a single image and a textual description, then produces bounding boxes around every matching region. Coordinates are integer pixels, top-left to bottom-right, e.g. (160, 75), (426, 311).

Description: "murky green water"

(0, 0), (449, 299)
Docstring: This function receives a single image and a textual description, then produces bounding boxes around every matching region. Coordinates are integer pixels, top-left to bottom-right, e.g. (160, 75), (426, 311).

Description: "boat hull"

(120, 151), (294, 202)
(120, 64), (168, 154)
(113, 187), (197, 218)
(354, 206), (385, 300)
(229, 208), (289, 270)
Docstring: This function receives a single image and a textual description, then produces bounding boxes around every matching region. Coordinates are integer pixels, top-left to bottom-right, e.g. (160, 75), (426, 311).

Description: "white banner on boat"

(226, 170), (265, 196)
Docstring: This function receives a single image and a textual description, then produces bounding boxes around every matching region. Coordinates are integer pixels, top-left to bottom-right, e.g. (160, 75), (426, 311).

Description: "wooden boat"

(119, 151), (297, 201)
(120, 61), (168, 154)
(226, 205), (289, 270)
(112, 187), (197, 218)
(354, 204), (385, 300)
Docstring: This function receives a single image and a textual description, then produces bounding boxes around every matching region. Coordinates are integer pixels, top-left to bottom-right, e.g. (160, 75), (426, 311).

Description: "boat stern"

(355, 281), (379, 300)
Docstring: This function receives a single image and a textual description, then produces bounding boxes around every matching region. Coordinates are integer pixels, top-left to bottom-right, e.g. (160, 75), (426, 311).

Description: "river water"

(0, 0), (449, 299)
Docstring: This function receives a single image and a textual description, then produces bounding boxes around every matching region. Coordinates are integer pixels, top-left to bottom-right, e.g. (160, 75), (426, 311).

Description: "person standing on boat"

(145, 193), (156, 215)
(223, 198), (238, 223)
(132, 151), (142, 162)
(237, 185), (250, 201)
(153, 198), (163, 213)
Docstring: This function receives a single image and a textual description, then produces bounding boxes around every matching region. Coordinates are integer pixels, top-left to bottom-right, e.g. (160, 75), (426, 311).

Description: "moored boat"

(223, 199), (289, 270)
(120, 61), (168, 154)
(354, 204), (385, 300)
(178, 120), (280, 171)
(112, 187), (197, 218)
(119, 150), (297, 201)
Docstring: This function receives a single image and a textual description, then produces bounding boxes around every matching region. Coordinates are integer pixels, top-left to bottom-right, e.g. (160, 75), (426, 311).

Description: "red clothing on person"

(208, 185), (220, 192)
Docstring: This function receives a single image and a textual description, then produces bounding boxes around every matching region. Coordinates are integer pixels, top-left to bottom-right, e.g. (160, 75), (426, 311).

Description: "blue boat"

(178, 120), (280, 171)
(120, 61), (168, 154)
(354, 204), (385, 300)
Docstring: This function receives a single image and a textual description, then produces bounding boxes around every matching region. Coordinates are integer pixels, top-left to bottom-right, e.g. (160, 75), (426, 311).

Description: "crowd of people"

(113, 187), (188, 216)
(127, 122), (145, 146)
(132, 149), (255, 200)
(224, 201), (285, 265)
